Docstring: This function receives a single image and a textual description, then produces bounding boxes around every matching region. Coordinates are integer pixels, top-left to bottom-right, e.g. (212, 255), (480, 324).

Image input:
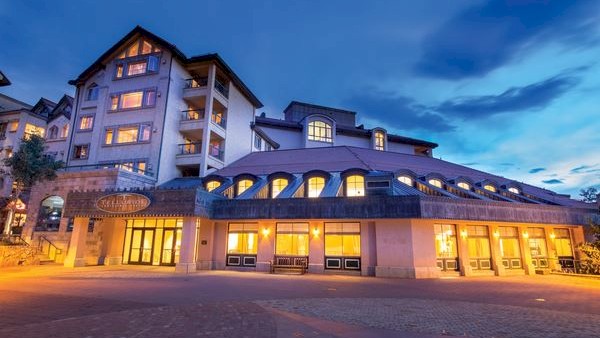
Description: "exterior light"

(522, 231), (529, 239)
(312, 227), (320, 237)
(493, 230), (500, 239)
(460, 229), (468, 239)
(262, 228), (270, 236)
(550, 232), (556, 240)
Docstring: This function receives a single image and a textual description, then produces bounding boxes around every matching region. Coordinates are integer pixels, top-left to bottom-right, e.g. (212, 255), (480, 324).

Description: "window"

(0, 122), (6, 139)
(271, 178), (288, 198)
(346, 175), (364, 197)
(398, 176), (413, 186)
(73, 144), (89, 159)
(508, 187), (520, 194)
(467, 225), (491, 260)
(206, 181), (221, 192)
(79, 115), (94, 131)
(498, 226), (521, 259)
(276, 223), (309, 256)
(554, 229), (573, 257)
(227, 223), (258, 254)
(306, 176), (325, 198)
(307, 120), (332, 143)
(457, 182), (470, 190)
(8, 120), (19, 132)
(86, 84), (99, 101)
(61, 124), (69, 138)
(236, 179), (253, 196)
(428, 179), (443, 188)
(127, 61), (147, 76)
(109, 89), (157, 111)
(48, 126), (59, 139)
(116, 65), (124, 78)
(325, 222), (360, 256)
(254, 134), (262, 150)
(36, 196), (64, 231)
(374, 131), (385, 151)
(104, 123), (152, 145)
(115, 57), (159, 78)
(527, 227), (548, 258)
(117, 39), (161, 59)
(434, 224), (458, 259)
(484, 184), (496, 192)
(24, 123), (45, 138)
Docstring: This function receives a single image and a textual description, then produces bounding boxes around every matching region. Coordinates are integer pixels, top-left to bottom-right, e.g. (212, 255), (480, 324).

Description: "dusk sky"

(1, 0), (598, 198)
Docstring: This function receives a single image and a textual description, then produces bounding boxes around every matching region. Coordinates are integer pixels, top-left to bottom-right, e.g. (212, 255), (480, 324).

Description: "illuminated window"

(121, 92), (143, 109)
(428, 179), (443, 188)
(110, 95), (119, 110)
(306, 176), (325, 198)
(527, 227), (547, 258)
(457, 182), (470, 190)
(276, 223), (309, 256)
(24, 123), (45, 139)
(104, 124), (151, 145)
(72, 144), (89, 159)
(346, 175), (364, 197)
(227, 223), (258, 254)
(498, 226), (521, 260)
(307, 120), (332, 143)
(484, 184), (496, 192)
(271, 178), (288, 198)
(79, 116), (94, 130)
(116, 126), (138, 143)
(434, 224), (457, 259)
(398, 176), (413, 186)
(236, 179), (253, 196)
(554, 229), (573, 257)
(8, 120), (19, 132)
(467, 226), (491, 262)
(127, 61), (147, 76)
(325, 222), (360, 256)
(60, 124), (69, 138)
(118, 39), (161, 59)
(206, 181), (221, 192)
(374, 131), (385, 151)
(508, 187), (520, 194)
(109, 89), (156, 111)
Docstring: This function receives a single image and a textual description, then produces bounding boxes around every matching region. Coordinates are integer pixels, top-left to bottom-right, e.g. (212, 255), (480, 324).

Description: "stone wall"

(0, 245), (39, 267)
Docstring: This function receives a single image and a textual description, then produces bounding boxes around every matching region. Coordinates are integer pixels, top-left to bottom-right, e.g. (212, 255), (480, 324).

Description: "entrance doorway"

(129, 228), (155, 264)
(123, 219), (183, 266)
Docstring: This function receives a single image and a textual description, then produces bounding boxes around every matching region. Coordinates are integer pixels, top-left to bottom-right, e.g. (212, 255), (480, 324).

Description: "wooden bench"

(270, 256), (308, 274)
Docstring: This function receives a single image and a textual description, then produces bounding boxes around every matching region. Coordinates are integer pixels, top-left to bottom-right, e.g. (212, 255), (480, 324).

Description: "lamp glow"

(522, 231), (529, 239)
(262, 228), (270, 236)
(493, 230), (500, 239)
(550, 232), (556, 240)
(460, 229), (468, 238)
(312, 227), (320, 236)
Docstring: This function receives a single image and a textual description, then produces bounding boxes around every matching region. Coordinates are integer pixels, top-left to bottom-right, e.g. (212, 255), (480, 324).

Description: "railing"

(178, 142), (202, 155)
(184, 77), (208, 88)
(214, 79), (229, 98)
(181, 109), (205, 121)
(62, 163), (154, 177)
(208, 145), (224, 161)
(558, 258), (599, 275)
(0, 234), (28, 246)
(211, 112), (227, 129)
(38, 236), (62, 262)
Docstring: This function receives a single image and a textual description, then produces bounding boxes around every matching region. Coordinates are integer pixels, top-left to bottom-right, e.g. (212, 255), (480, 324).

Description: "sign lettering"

(96, 193), (151, 213)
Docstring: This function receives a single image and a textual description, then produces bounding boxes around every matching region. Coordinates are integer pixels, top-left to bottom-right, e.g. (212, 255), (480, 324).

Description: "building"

(19, 26), (599, 278)
(0, 71), (10, 87)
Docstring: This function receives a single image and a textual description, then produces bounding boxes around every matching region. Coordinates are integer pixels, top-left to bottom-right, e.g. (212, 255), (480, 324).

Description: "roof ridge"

(344, 146), (373, 171)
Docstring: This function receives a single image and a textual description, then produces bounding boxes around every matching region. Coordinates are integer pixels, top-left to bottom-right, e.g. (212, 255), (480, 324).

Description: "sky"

(0, 0), (599, 199)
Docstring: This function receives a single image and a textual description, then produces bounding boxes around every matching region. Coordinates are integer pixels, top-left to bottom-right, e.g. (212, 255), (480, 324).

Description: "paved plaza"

(1, 266), (600, 337)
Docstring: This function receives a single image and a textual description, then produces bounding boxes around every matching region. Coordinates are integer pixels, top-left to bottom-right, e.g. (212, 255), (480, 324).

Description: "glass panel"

(467, 237), (491, 258)
(141, 230), (154, 263)
(434, 224), (457, 258)
(162, 230), (174, 264)
(307, 177), (325, 197)
(499, 238), (521, 258)
(153, 229), (163, 265)
(555, 238), (573, 257)
(122, 227), (132, 264)
(528, 238), (548, 258)
(325, 235), (343, 256)
(346, 175), (364, 197)
(272, 178), (288, 198)
(121, 92), (143, 109)
(127, 61), (147, 76)
(276, 223), (309, 256)
(130, 229), (142, 262)
(174, 229), (182, 264)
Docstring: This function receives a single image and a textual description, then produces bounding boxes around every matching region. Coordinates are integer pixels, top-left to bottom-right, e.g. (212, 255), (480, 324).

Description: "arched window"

(271, 178), (288, 198)
(508, 187), (520, 194)
(61, 124), (69, 138)
(346, 175), (365, 197)
(398, 176), (413, 186)
(48, 126), (59, 139)
(374, 131), (385, 151)
(86, 84), (99, 101)
(307, 120), (332, 143)
(484, 184), (497, 193)
(206, 180), (221, 192)
(306, 177), (325, 198)
(457, 182), (470, 190)
(428, 179), (443, 188)
(236, 179), (253, 196)
(37, 196), (64, 231)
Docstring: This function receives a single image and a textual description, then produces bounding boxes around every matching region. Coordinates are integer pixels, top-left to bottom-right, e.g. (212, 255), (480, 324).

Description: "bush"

(578, 243), (600, 275)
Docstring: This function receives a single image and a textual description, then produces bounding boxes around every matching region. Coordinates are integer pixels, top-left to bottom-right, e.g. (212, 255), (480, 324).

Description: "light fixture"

(460, 229), (468, 239)
(522, 231), (529, 239)
(262, 228), (270, 236)
(312, 227), (320, 237)
(550, 232), (556, 240)
(493, 230), (500, 239)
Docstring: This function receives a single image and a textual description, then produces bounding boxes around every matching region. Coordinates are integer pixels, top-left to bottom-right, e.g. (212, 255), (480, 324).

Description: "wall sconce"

(522, 231), (529, 239)
(493, 230), (500, 239)
(460, 229), (468, 239)
(550, 232), (556, 240)
(262, 228), (270, 236)
(312, 227), (320, 237)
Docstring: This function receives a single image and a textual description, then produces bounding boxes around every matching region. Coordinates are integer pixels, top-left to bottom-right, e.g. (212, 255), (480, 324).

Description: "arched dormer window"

(345, 175), (365, 197)
(373, 129), (386, 151)
(483, 184), (497, 193)
(206, 180), (221, 192)
(428, 178), (443, 189)
(271, 178), (289, 198)
(307, 120), (332, 143)
(457, 182), (470, 190)
(398, 175), (413, 186)
(48, 126), (59, 140)
(236, 179), (254, 197)
(508, 187), (520, 194)
(86, 83), (99, 101)
(306, 177), (325, 197)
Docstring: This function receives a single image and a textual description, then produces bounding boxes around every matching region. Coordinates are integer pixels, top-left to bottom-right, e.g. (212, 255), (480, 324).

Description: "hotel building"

(19, 26), (598, 278)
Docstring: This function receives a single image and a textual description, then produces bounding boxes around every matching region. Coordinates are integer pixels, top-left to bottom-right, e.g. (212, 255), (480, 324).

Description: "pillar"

(175, 217), (198, 273)
(3, 209), (13, 235)
(489, 226), (506, 276)
(256, 221), (275, 272)
(103, 219), (125, 265)
(360, 221), (377, 276)
(456, 224), (472, 276)
(308, 221), (324, 274)
(197, 219), (216, 270)
(518, 225), (535, 275)
(64, 217), (89, 267)
(545, 227), (561, 271)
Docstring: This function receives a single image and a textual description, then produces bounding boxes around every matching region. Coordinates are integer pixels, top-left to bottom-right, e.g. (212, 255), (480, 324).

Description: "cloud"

(414, 1), (600, 79)
(529, 168), (546, 174)
(344, 91), (455, 132)
(570, 164), (600, 174)
(435, 72), (581, 119)
(542, 179), (563, 184)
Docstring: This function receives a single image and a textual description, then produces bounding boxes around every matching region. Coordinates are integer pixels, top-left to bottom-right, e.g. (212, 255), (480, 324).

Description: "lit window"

(8, 120), (19, 132)
(127, 61), (147, 76)
(206, 181), (221, 192)
(60, 124), (69, 138)
(325, 222), (361, 257)
(73, 144), (89, 159)
(137, 161), (147, 175)
(374, 131), (385, 151)
(110, 96), (119, 110)
(119, 39), (161, 59)
(428, 179), (443, 188)
(398, 176), (413, 186)
(104, 129), (113, 144)
(237, 179), (253, 196)
(109, 89), (156, 110)
(434, 224), (457, 259)
(142, 41), (153, 54)
(307, 177), (325, 198)
(79, 116), (94, 130)
(86, 84), (99, 101)
(276, 223), (309, 256)
(127, 41), (140, 57)
(457, 182), (470, 190)
(228, 223), (258, 254)
(346, 175), (364, 197)
(508, 187), (520, 194)
(116, 126), (138, 143)
(121, 92), (143, 109)
(104, 124), (151, 145)
(484, 184), (496, 193)
(271, 178), (288, 198)
(308, 120), (332, 143)
(24, 123), (45, 138)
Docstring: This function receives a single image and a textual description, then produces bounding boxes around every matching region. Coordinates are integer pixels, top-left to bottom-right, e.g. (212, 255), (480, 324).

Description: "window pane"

(116, 65), (124, 78)
(206, 181), (221, 192)
(346, 175), (364, 197)
(144, 90), (156, 106)
(139, 124), (151, 141)
(104, 129), (113, 144)
(116, 127), (138, 143)
(272, 178), (288, 198)
(325, 235), (343, 256)
(141, 41), (153, 54)
(127, 61), (147, 76)
(499, 238), (521, 258)
(434, 224), (457, 258)
(307, 177), (325, 197)
(121, 92), (143, 109)
(110, 96), (119, 110)
(127, 41), (139, 57)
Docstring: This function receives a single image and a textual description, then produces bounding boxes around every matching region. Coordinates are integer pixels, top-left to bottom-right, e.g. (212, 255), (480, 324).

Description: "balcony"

(214, 79), (229, 99)
(183, 77), (209, 101)
(176, 142), (203, 166)
(208, 144), (224, 161)
(185, 77), (208, 88)
(211, 112), (227, 130)
(179, 109), (205, 132)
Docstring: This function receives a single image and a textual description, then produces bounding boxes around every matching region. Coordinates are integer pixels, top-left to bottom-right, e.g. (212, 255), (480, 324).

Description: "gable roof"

(68, 25), (263, 108)
(0, 93), (32, 113)
(48, 95), (74, 122)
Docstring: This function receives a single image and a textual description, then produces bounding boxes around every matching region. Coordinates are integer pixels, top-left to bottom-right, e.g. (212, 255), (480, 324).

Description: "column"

(64, 217), (89, 267)
(456, 224), (472, 276)
(545, 227), (561, 271)
(360, 221), (377, 276)
(518, 225), (535, 275)
(103, 219), (125, 265)
(175, 217), (198, 273)
(489, 226), (506, 276)
(308, 221), (324, 274)
(256, 221), (275, 272)
(197, 219), (215, 270)
(199, 64), (217, 177)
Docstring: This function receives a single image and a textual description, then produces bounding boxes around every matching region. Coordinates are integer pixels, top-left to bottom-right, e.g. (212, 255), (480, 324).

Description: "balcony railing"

(182, 109), (205, 121)
(184, 77), (208, 88)
(61, 163), (154, 177)
(178, 142), (202, 155)
(211, 112), (227, 129)
(214, 79), (229, 98)
(208, 145), (224, 161)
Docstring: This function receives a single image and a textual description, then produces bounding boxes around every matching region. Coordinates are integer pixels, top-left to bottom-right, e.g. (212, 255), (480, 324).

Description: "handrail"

(214, 79), (229, 98)
(0, 234), (28, 246)
(181, 109), (205, 121)
(208, 145), (224, 161)
(211, 112), (227, 129)
(178, 142), (202, 155)
(61, 163), (154, 177)
(184, 77), (208, 88)
(38, 235), (62, 262)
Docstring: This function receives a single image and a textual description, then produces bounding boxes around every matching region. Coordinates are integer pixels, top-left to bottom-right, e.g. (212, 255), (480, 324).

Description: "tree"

(580, 187), (598, 203)
(0, 134), (63, 235)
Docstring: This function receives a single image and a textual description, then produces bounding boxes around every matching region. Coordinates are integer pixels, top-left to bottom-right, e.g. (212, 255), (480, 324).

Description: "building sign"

(96, 193), (151, 213)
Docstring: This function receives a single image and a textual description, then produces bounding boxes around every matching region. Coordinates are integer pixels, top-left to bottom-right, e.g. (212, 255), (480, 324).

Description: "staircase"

(37, 236), (62, 264)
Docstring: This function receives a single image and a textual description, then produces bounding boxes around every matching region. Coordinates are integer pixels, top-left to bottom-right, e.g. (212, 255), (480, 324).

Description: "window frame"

(72, 144), (90, 160)
(103, 122), (153, 146)
(345, 175), (365, 197)
(86, 84), (99, 101)
(374, 130), (385, 151)
(307, 120), (333, 143)
(108, 88), (158, 112)
(77, 114), (95, 132)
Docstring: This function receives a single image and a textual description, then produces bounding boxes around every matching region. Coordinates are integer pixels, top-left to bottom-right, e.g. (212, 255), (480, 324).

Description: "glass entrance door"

(161, 229), (182, 265)
(129, 229), (155, 264)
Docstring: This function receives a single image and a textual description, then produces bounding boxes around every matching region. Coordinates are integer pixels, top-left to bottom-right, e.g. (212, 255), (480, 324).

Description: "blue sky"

(1, 0), (599, 198)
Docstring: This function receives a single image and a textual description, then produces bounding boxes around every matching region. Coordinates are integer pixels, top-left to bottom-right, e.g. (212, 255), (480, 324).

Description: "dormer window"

(398, 176), (413, 186)
(236, 179), (254, 197)
(346, 175), (365, 197)
(374, 131), (385, 151)
(114, 39), (160, 79)
(484, 184), (497, 193)
(457, 182), (470, 190)
(206, 180), (221, 192)
(428, 179), (443, 188)
(308, 121), (332, 143)
(271, 178), (288, 198)
(306, 176), (325, 198)
(117, 39), (161, 59)
(48, 126), (59, 140)
(86, 84), (99, 101)
(508, 187), (520, 194)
